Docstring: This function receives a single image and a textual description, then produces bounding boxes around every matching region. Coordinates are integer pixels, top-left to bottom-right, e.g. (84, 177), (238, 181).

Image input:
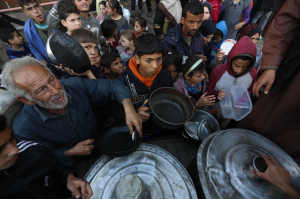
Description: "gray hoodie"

(47, 1), (102, 39)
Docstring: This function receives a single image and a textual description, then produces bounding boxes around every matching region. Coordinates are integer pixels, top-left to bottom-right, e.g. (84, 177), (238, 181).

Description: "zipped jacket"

(161, 23), (204, 56)
(0, 141), (75, 199)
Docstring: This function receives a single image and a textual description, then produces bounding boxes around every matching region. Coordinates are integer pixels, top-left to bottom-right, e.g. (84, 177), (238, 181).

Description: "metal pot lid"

(85, 143), (197, 199)
(197, 129), (300, 199)
(184, 110), (219, 141)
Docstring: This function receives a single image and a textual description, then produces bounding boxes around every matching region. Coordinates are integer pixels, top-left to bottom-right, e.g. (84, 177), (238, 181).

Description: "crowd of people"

(0, 0), (299, 198)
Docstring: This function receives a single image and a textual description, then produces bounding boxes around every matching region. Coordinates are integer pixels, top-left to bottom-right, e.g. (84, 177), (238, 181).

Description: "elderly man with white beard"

(1, 56), (142, 166)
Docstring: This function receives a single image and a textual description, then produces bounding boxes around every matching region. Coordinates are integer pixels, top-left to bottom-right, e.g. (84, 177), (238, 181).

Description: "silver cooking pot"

(182, 110), (219, 146)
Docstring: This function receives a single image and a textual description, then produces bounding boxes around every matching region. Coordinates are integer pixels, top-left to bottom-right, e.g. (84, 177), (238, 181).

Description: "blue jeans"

(131, 0), (142, 11)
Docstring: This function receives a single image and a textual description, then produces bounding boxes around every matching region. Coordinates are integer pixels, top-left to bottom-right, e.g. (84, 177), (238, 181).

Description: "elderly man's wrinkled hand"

(122, 98), (143, 137)
(67, 174), (93, 199)
(65, 139), (94, 157)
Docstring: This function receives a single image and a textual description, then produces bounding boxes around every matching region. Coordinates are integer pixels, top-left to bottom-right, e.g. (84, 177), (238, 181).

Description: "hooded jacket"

(161, 23), (204, 56)
(208, 21), (227, 63)
(207, 36), (257, 98)
(6, 44), (34, 60)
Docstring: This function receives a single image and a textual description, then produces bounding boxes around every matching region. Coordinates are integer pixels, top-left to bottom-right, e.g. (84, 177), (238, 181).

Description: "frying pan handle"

(132, 126), (138, 141)
(189, 96), (197, 106)
(108, 43), (111, 52)
(142, 102), (152, 114)
(197, 119), (209, 140)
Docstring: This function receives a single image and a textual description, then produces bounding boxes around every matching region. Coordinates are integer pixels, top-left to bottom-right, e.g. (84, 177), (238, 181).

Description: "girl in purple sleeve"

(220, 0), (252, 40)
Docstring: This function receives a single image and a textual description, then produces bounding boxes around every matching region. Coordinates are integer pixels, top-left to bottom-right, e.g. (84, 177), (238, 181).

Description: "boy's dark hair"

(0, 115), (7, 132)
(0, 28), (15, 44)
(162, 50), (182, 73)
(182, 1), (204, 18)
(135, 18), (147, 31)
(99, 1), (106, 7)
(101, 52), (120, 69)
(107, 0), (123, 15)
(135, 33), (163, 57)
(215, 29), (223, 38)
(233, 55), (254, 66)
(18, 0), (39, 8)
(57, 0), (80, 21)
(101, 19), (117, 38)
(71, 29), (99, 45)
(181, 55), (205, 77)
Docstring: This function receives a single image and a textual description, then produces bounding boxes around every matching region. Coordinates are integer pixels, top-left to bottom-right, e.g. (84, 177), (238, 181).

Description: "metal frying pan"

(95, 123), (141, 157)
(147, 87), (194, 130)
(45, 31), (91, 73)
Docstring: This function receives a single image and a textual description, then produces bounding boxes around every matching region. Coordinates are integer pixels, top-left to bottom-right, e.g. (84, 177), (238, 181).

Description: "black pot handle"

(142, 102), (152, 114)
(189, 96), (198, 106)
(132, 126), (138, 141)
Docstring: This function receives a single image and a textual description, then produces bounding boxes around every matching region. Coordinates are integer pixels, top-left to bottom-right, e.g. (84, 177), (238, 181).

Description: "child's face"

(186, 71), (205, 84)
(62, 13), (82, 33)
(250, 33), (260, 44)
(231, 58), (251, 75)
(135, 53), (162, 78)
(10, 31), (23, 45)
(212, 34), (223, 44)
(108, 57), (124, 76)
(203, 7), (210, 21)
(134, 21), (144, 34)
(165, 65), (178, 82)
(105, 1), (114, 16)
(203, 34), (214, 45)
(100, 4), (106, 15)
(74, 0), (89, 12)
(80, 42), (98, 65)
(120, 36), (133, 50)
(23, 2), (45, 24)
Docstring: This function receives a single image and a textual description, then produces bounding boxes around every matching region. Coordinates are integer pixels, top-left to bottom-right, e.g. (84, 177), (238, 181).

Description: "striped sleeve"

(17, 141), (40, 153)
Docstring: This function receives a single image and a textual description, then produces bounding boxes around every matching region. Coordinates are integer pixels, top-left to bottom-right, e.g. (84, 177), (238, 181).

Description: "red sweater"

(208, 0), (221, 24)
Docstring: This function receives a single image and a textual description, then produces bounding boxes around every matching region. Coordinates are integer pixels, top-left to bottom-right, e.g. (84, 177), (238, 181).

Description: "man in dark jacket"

(161, 1), (204, 57)
(1, 57), (142, 166)
(0, 115), (93, 199)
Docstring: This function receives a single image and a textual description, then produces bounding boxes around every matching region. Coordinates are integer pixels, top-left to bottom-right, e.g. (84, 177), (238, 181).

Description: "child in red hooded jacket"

(207, 36), (257, 118)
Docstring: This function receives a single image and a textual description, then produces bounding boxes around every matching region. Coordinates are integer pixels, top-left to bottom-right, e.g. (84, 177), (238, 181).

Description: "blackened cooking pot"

(46, 31), (91, 73)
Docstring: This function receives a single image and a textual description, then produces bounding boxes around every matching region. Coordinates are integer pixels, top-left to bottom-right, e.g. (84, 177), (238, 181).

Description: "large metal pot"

(182, 110), (219, 146)
(85, 144), (198, 199)
(147, 87), (194, 130)
(187, 129), (300, 199)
